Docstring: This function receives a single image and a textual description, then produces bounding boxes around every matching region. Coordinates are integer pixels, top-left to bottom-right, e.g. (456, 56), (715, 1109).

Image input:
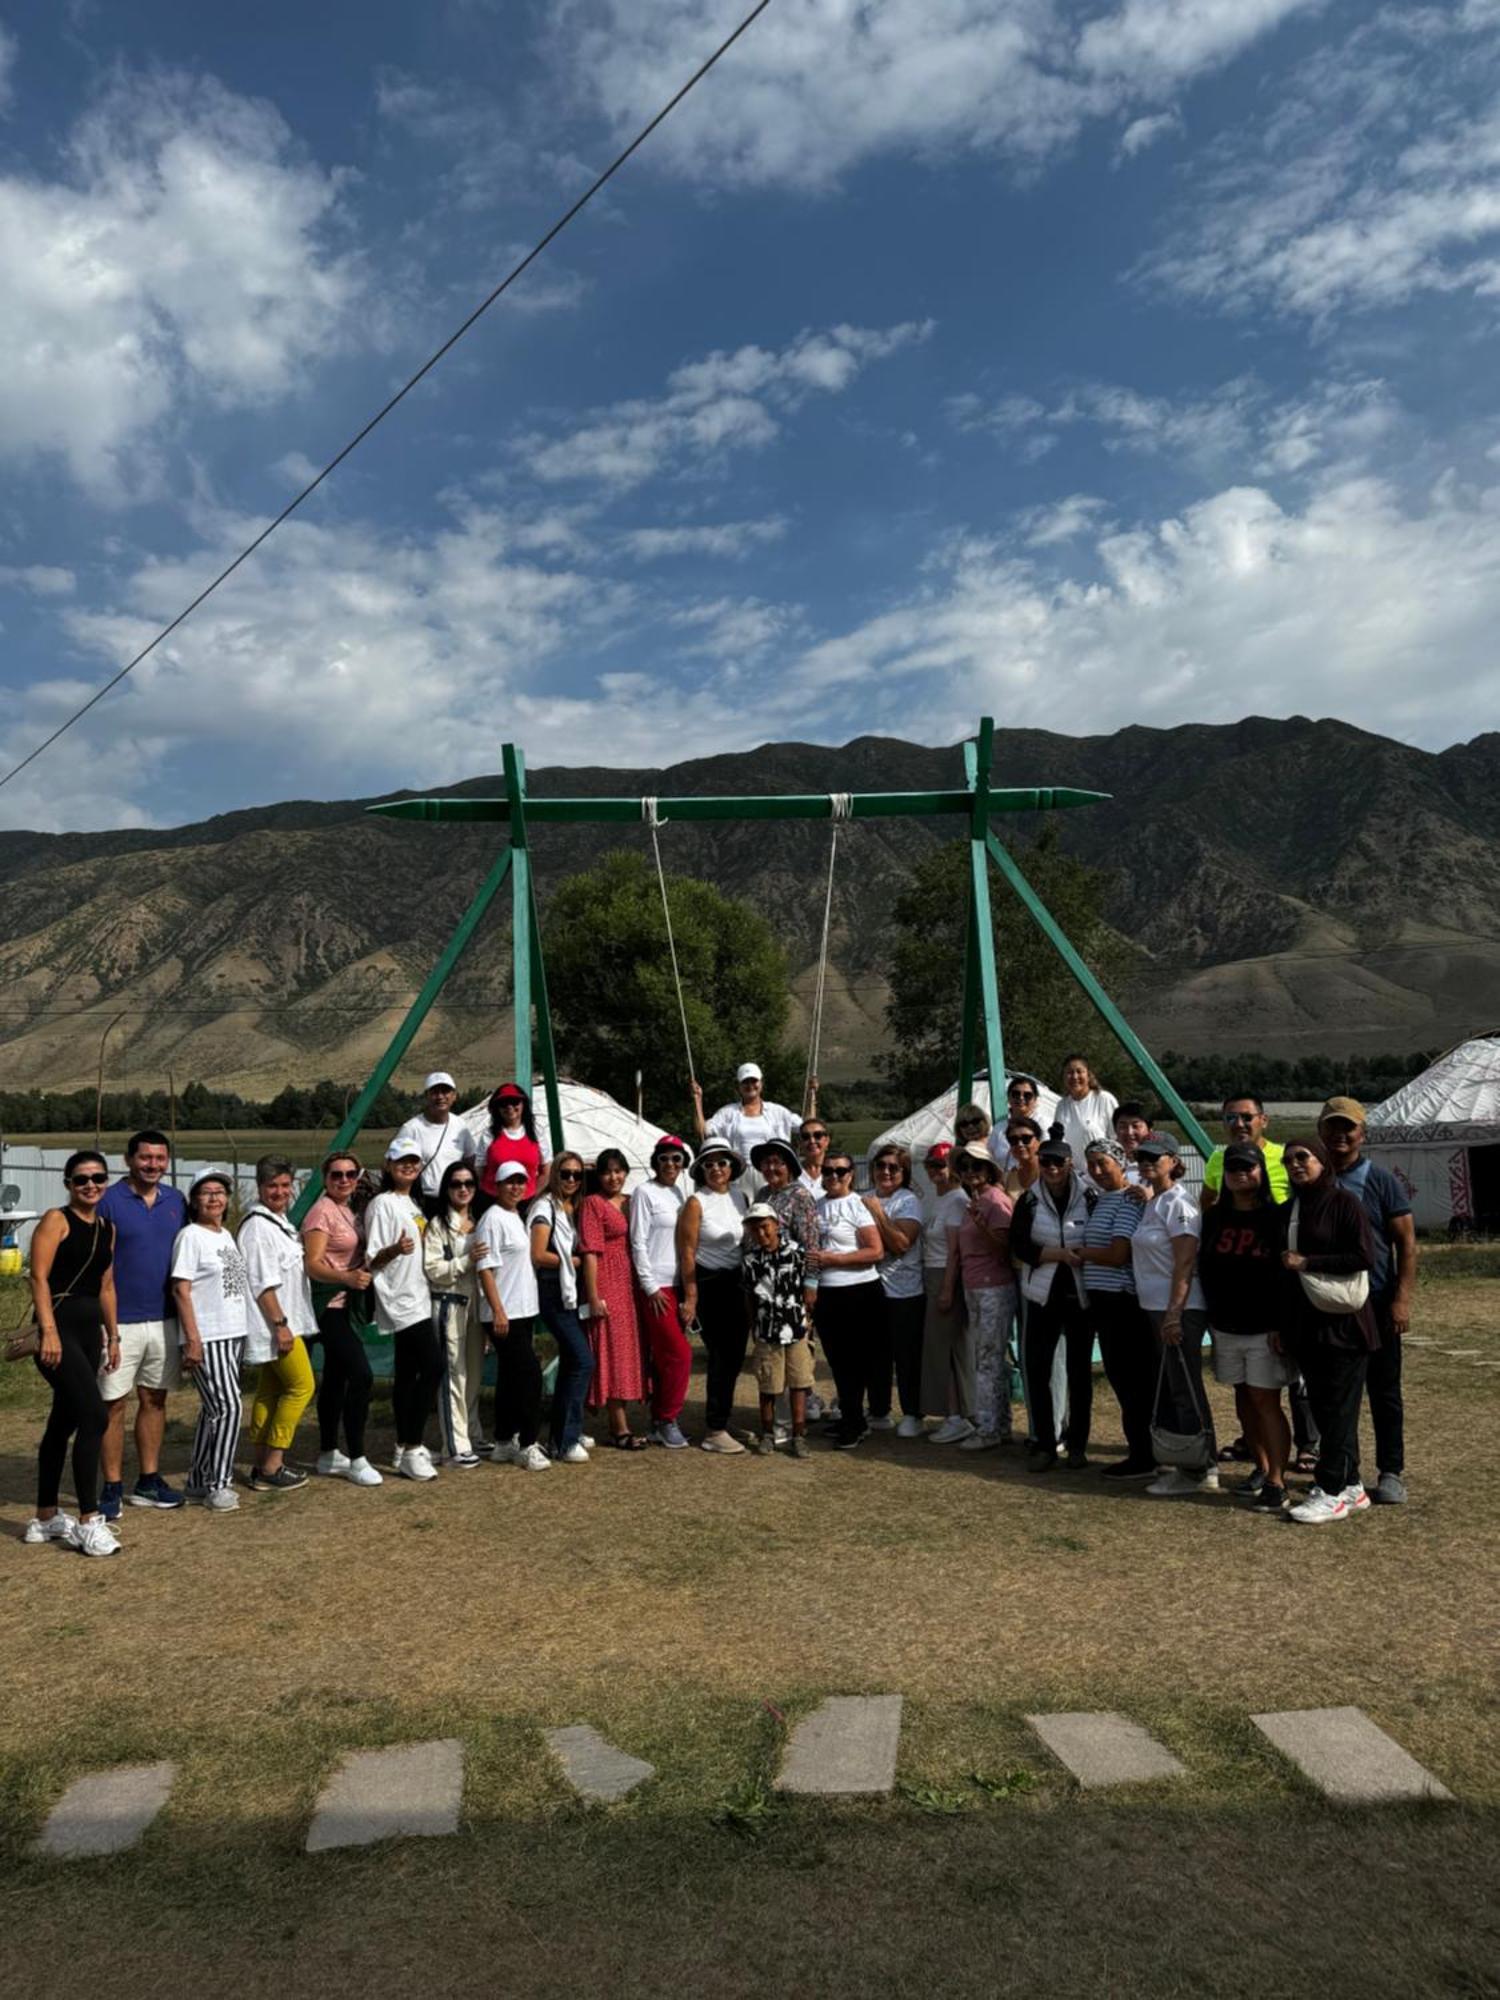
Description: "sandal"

(607, 1431), (649, 1451)
(1292, 1448), (1319, 1475)
(1217, 1436), (1252, 1462)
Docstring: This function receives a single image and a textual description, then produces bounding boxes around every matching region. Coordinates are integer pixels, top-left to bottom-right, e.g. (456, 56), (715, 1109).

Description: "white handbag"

(1287, 1204), (1369, 1315)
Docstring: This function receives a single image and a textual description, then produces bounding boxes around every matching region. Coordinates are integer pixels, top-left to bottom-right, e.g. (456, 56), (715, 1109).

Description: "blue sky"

(1, 0), (1499, 829)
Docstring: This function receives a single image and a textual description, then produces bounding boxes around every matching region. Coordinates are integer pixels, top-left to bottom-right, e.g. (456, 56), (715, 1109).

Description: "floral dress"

(578, 1193), (648, 1405)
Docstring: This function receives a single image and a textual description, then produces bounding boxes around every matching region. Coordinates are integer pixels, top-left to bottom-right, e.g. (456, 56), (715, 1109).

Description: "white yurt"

(458, 1078), (685, 1189)
(1365, 1032), (1500, 1231)
(870, 1072), (1062, 1192)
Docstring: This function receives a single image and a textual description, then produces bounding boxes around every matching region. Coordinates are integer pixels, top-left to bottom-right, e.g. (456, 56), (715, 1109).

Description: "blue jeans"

(538, 1275), (593, 1453)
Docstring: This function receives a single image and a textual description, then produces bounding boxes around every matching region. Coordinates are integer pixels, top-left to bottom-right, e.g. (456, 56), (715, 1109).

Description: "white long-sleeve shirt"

(629, 1178), (686, 1292)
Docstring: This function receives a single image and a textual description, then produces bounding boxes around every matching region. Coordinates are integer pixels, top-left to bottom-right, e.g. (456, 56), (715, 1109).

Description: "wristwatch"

(271, 1317), (289, 1330)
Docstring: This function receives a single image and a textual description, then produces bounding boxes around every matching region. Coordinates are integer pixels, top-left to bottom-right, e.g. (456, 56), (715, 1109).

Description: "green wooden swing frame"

(292, 716), (1209, 1217)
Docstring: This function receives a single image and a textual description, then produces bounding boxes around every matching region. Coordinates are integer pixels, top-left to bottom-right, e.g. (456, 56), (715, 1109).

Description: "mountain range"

(2, 715), (1496, 1096)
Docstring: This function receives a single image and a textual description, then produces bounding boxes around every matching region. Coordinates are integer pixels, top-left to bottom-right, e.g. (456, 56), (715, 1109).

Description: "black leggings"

(815, 1282), (881, 1443)
(492, 1315), (542, 1448)
(1023, 1285), (1095, 1455)
(315, 1305), (373, 1459)
(391, 1318), (441, 1450)
(884, 1292), (925, 1418)
(35, 1300), (107, 1514)
(698, 1268), (748, 1433)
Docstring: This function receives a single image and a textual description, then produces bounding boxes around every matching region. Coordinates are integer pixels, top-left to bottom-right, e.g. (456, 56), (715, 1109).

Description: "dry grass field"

(0, 1254), (1496, 1997)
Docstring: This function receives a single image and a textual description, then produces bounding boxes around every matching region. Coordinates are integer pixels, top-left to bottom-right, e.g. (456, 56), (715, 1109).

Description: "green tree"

(882, 829), (1137, 1105)
(541, 851), (791, 1134)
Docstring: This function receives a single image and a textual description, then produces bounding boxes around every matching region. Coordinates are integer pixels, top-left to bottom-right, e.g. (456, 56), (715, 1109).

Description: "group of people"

(20, 1055), (1416, 1555)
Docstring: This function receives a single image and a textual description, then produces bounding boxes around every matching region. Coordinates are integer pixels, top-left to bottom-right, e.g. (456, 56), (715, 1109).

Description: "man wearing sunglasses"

(97, 1129), (190, 1517)
(390, 1070), (478, 1200)
(1201, 1093), (1289, 1207)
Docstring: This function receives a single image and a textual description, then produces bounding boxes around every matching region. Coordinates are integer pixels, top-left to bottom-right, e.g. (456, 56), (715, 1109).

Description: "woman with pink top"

(943, 1141), (1016, 1451)
(301, 1152), (381, 1486)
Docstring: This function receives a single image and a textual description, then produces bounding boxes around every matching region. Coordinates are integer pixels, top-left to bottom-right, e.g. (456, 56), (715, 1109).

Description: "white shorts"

(1211, 1329), (1288, 1391)
(99, 1319), (183, 1400)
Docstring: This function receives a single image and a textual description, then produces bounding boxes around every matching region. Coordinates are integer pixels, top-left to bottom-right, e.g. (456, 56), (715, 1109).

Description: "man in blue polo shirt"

(97, 1130), (190, 1518)
(1319, 1096), (1418, 1506)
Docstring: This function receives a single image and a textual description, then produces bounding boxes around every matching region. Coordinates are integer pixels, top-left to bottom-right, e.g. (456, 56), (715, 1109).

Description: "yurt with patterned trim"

(1365, 1032), (1500, 1231)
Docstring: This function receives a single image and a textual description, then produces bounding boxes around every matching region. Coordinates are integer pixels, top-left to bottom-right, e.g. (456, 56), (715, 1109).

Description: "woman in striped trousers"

(171, 1171), (252, 1513)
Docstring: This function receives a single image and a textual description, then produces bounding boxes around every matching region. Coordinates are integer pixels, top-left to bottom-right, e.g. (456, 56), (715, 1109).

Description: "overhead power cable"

(0, 0), (776, 797)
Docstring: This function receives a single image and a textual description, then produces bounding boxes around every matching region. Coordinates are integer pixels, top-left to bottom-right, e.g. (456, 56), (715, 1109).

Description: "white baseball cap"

(386, 1139), (423, 1161)
(736, 1062), (763, 1082)
(493, 1159), (527, 1183)
(424, 1071), (456, 1091)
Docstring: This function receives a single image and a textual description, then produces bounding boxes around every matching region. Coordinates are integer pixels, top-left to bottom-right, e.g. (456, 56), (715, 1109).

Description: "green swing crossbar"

(292, 715), (1207, 1224)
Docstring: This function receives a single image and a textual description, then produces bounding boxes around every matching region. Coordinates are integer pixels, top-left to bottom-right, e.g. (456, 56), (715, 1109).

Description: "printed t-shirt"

(743, 1239), (809, 1346)
(875, 1186), (924, 1298)
(1204, 1139), (1289, 1204)
(301, 1194), (364, 1311)
(99, 1179), (188, 1324)
(1130, 1183), (1207, 1314)
(363, 1191), (430, 1333)
(1199, 1203), (1283, 1334)
(474, 1203), (539, 1321)
(1336, 1158), (1411, 1299)
(170, 1223), (252, 1344)
(957, 1185), (1014, 1293)
(815, 1192), (878, 1288)
(390, 1113), (477, 1198)
(922, 1187), (969, 1269)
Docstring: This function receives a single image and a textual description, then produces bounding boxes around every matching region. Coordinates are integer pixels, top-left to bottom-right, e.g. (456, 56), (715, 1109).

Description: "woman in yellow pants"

(238, 1155), (317, 1492)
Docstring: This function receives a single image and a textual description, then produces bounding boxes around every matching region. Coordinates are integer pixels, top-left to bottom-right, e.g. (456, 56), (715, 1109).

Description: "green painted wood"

(289, 844), (514, 1224)
(957, 888), (980, 1110)
(984, 830), (1213, 1156)
(968, 719), (1006, 1090)
(504, 745), (533, 1096)
(528, 862), (565, 1154)
(368, 786), (1109, 826)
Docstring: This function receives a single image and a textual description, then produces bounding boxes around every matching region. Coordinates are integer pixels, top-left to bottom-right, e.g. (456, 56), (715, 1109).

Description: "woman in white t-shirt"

(918, 1143), (976, 1442)
(474, 1161), (548, 1471)
(810, 1148), (882, 1450)
(530, 1153), (595, 1463)
(1056, 1055), (1120, 1168)
(172, 1171), (253, 1510)
(677, 1139), (750, 1454)
(364, 1141), (440, 1482)
(1130, 1132), (1218, 1497)
(864, 1144), (924, 1436)
(238, 1155), (317, 1494)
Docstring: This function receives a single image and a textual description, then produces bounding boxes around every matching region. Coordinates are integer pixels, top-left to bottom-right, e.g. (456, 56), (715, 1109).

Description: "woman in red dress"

(578, 1148), (650, 1449)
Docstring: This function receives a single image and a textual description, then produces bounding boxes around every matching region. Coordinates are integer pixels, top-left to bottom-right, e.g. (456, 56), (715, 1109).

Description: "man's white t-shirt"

(364, 1191), (431, 1333)
(390, 1113), (478, 1198)
(815, 1192), (879, 1290)
(474, 1204), (539, 1321)
(705, 1099), (800, 1160)
(170, 1224), (253, 1344)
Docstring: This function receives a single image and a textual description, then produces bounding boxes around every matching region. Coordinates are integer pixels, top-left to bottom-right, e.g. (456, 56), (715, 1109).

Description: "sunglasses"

(800, 1130), (828, 1143)
(822, 1164), (853, 1177)
(872, 1158), (901, 1171)
(70, 1172), (109, 1187)
(1285, 1150), (1317, 1165)
(1009, 1089), (1038, 1101)
(956, 1117), (986, 1129)
(327, 1168), (359, 1180)
(449, 1177), (476, 1189)
(556, 1169), (583, 1182)
(1007, 1132), (1038, 1146)
(1224, 1113), (1258, 1125)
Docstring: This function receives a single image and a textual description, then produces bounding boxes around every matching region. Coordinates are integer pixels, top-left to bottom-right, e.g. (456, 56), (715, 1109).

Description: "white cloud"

(1143, 10), (1500, 319)
(1018, 494), (1110, 545)
(618, 517), (788, 558)
(0, 69), (359, 494)
(563, 0), (1314, 191)
(0, 564), (76, 596)
(519, 320), (932, 488)
(1116, 109), (1183, 160)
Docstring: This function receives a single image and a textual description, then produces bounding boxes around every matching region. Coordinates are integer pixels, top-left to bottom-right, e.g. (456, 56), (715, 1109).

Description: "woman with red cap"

(629, 1135), (694, 1449)
(478, 1082), (551, 1204)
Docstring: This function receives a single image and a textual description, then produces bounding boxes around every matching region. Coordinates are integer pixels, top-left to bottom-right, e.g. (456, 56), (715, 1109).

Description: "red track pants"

(636, 1282), (692, 1424)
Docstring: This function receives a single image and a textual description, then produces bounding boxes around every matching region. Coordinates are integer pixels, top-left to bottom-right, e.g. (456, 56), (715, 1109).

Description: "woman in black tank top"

(26, 1150), (120, 1556)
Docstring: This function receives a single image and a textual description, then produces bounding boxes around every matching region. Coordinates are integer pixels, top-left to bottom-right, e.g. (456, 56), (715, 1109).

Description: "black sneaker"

(1250, 1483), (1287, 1514)
(1236, 1469), (1267, 1498)
(1100, 1459), (1156, 1481)
(249, 1465), (309, 1492)
(1027, 1448), (1059, 1473)
(1065, 1449), (1090, 1471)
(833, 1431), (864, 1452)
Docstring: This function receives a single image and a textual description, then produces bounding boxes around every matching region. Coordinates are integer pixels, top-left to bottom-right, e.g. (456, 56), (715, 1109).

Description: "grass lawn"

(0, 1261), (1496, 1996)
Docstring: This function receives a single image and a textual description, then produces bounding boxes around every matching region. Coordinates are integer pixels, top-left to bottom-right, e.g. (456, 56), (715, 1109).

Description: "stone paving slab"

(777, 1695), (903, 1795)
(39, 1761), (177, 1858)
(1252, 1707), (1452, 1804)
(306, 1739), (464, 1852)
(1026, 1713), (1185, 1789)
(546, 1725), (654, 1803)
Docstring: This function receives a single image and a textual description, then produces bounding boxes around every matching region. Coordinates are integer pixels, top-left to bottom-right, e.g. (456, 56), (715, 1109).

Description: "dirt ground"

(1, 1264), (1496, 1997)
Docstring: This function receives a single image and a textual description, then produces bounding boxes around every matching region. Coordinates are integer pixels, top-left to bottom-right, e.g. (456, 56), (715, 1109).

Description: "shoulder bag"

(4, 1213), (105, 1362)
(1287, 1204), (1369, 1315)
(1149, 1339), (1216, 1472)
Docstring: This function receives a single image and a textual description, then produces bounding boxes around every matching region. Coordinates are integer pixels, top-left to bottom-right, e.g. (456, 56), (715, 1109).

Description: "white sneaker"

(1146, 1469), (1201, 1498)
(205, 1488), (240, 1512)
(577, 1433), (595, 1451)
(399, 1447), (438, 1482)
(824, 1401), (843, 1423)
(1199, 1465), (1221, 1493)
(316, 1449), (351, 1477)
(931, 1415), (975, 1445)
(519, 1443), (551, 1471)
(345, 1456), (383, 1487)
(23, 1511), (79, 1545)
(773, 1421), (791, 1446)
(1289, 1485), (1350, 1524)
(557, 1442), (590, 1464)
(805, 1392), (824, 1421)
(959, 1431), (1002, 1451)
(867, 1413), (896, 1432)
(700, 1430), (747, 1455)
(444, 1450), (482, 1468)
(1341, 1482), (1371, 1513)
(77, 1516), (121, 1556)
(489, 1436), (520, 1464)
(895, 1414), (925, 1439)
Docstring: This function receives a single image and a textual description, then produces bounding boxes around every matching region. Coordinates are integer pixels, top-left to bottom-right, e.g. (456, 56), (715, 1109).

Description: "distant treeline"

(0, 1052), (1439, 1137)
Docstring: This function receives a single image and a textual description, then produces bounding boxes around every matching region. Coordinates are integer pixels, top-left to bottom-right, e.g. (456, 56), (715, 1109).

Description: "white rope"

(803, 796), (850, 1114)
(643, 797), (696, 1087)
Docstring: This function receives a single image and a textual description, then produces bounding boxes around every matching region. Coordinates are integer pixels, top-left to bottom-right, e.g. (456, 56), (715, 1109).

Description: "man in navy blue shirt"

(1319, 1096), (1418, 1505)
(97, 1130), (190, 1518)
